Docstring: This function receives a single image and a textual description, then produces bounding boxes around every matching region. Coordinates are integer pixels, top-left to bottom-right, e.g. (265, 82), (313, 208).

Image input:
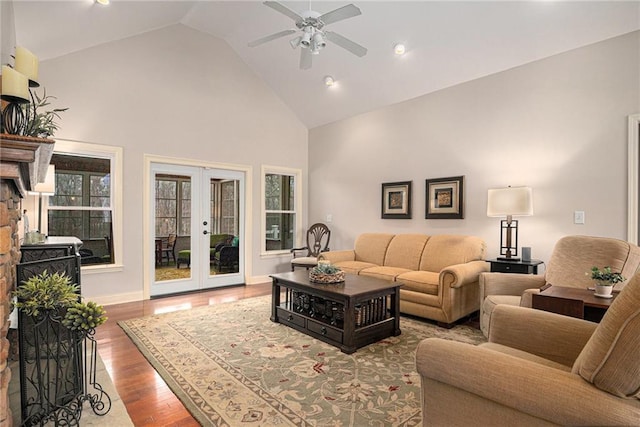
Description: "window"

(262, 166), (301, 254)
(47, 140), (122, 268)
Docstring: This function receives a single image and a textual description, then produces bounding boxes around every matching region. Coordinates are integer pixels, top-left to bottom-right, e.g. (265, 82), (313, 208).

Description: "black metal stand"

(18, 309), (111, 426)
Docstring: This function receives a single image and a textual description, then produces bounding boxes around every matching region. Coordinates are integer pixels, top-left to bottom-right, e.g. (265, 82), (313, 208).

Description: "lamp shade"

(487, 186), (533, 217)
(30, 165), (56, 195)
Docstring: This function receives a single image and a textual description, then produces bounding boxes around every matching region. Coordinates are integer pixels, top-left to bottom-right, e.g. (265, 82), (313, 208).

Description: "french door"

(150, 163), (245, 296)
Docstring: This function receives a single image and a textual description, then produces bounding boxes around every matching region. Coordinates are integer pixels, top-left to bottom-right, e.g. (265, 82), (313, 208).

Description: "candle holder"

(1, 101), (27, 135)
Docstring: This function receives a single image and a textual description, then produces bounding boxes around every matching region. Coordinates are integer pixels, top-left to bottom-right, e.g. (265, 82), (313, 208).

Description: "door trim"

(628, 113), (640, 245)
(143, 154), (253, 299)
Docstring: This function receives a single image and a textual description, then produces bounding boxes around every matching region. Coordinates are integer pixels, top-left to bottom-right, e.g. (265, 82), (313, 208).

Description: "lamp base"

(496, 256), (521, 262)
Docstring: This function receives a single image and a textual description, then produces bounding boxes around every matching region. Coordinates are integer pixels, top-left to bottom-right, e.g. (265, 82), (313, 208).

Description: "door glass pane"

(210, 179), (240, 276)
(155, 174), (191, 282)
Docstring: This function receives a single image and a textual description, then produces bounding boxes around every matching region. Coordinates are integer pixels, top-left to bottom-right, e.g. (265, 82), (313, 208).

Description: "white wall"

(34, 24), (308, 302)
(309, 31), (640, 265)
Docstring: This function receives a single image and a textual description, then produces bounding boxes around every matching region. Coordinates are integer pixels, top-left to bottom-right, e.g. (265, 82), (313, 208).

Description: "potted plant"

(587, 266), (625, 298)
(22, 88), (68, 139)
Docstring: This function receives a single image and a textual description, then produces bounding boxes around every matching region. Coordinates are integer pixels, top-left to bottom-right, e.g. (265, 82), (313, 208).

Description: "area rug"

(119, 296), (485, 426)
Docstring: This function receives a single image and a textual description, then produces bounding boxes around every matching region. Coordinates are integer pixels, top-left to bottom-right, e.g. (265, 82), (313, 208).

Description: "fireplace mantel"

(0, 133), (55, 197)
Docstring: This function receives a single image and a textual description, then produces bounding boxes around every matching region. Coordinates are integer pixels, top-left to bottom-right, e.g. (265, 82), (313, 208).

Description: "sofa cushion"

(572, 272), (640, 398)
(396, 270), (440, 295)
(360, 266), (412, 282)
(419, 235), (486, 272)
(354, 233), (395, 265)
(383, 234), (429, 270)
(333, 261), (378, 275)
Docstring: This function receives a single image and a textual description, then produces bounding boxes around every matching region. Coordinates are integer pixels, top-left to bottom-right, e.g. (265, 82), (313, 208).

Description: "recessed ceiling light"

(95, 0), (110, 5)
(394, 43), (406, 55)
(323, 76), (335, 87)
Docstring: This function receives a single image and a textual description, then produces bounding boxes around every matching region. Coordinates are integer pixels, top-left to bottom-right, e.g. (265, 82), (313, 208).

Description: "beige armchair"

(416, 271), (640, 426)
(479, 235), (640, 337)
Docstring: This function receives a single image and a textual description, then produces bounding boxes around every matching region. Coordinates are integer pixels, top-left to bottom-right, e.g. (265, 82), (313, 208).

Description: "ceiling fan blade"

(324, 31), (367, 57)
(319, 4), (362, 26)
(300, 48), (312, 70)
(263, 1), (303, 22)
(248, 29), (296, 47)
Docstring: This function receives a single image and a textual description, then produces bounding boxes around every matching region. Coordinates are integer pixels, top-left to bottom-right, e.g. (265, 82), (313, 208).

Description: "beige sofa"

(318, 233), (488, 326)
(416, 270), (640, 426)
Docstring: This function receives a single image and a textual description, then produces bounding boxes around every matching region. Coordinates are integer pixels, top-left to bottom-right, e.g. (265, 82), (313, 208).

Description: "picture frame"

(381, 181), (412, 219)
(425, 176), (464, 219)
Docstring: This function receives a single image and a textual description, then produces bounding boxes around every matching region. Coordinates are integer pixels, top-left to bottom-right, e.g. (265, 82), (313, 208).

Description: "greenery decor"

(309, 262), (345, 284)
(13, 270), (107, 332)
(13, 270), (79, 317)
(22, 88), (68, 138)
(313, 263), (342, 275)
(588, 266), (625, 286)
(63, 301), (108, 332)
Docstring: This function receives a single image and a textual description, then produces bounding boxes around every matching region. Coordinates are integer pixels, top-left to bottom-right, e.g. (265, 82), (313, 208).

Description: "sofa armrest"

(440, 260), (489, 289)
(480, 272), (546, 299)
(318, 250), (355, 264)
(416, 338), (640, 426)
(489, 304), (597, 366)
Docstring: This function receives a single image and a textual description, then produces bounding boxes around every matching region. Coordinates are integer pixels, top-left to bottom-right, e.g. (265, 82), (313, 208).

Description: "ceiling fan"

(248, 1), (367, 70)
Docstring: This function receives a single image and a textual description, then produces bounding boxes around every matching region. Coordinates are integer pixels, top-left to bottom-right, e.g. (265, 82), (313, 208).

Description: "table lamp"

(487, 186), (533, 261)
(28, 164), (56, 233)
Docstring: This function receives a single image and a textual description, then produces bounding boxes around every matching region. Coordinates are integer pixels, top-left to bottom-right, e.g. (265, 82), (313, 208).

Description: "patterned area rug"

(119, 296), (485, 426)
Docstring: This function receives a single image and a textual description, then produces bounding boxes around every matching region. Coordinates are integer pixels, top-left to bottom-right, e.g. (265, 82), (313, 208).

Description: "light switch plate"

(574, 211), (585, 224)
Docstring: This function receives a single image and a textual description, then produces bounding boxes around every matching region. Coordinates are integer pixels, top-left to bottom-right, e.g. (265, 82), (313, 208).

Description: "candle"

(14, 46), (39, 86)
(1, 65), (30, 102)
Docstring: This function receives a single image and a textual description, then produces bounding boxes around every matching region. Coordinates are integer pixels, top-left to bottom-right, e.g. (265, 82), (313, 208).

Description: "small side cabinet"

(487, 258), (543, 275)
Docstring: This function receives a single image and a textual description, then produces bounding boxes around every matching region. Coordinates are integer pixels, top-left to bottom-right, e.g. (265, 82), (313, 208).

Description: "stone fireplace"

(0, 133), (55, 426)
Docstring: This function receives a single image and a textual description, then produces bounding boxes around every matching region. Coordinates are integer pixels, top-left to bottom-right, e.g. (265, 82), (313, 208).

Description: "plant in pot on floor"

(13, 270), (111, 425)
(587, 266), (625, 298)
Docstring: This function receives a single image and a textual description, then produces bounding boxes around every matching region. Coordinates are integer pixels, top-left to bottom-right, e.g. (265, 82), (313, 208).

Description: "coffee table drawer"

(276, 307), (305, 328)
(307, 319), (342, 342)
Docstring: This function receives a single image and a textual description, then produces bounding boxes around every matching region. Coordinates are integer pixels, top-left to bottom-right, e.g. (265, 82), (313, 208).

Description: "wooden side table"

(532, 286), (616, 322)
(487, 258), (543, 274)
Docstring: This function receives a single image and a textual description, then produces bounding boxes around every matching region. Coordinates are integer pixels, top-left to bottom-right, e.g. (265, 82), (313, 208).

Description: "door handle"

(203, 221), (208, 226)
(203, 230), (208, 235)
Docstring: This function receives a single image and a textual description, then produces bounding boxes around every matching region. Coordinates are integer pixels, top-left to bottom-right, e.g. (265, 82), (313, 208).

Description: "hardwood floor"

(94, 283), (272, 426)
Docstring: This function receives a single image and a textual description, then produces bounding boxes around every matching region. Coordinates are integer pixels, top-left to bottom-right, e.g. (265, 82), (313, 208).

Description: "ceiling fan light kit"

(248, 1), (368, 70)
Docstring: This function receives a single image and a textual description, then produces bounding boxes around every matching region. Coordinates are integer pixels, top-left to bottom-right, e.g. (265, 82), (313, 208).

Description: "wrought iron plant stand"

(18, 308), (111, 426)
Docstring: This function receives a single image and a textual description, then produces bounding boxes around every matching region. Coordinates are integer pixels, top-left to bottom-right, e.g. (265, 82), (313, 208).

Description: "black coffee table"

(270, 271), (402, 354)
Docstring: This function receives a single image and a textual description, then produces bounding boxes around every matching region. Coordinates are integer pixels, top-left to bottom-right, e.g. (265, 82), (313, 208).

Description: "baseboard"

(91, 291), (145, 306)
(246, 275), (271, 285)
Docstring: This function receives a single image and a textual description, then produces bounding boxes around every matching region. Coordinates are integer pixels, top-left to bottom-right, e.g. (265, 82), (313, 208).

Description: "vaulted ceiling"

(11, 1), (640, 128)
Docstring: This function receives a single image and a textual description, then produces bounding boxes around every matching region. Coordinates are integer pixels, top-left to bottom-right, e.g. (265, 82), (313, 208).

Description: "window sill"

(81, 263), (124, 274)
(260, 251), (292, 259)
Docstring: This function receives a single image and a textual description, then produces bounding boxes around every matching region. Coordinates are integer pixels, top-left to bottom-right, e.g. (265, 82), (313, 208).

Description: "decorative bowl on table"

(309, 263), (345, 284)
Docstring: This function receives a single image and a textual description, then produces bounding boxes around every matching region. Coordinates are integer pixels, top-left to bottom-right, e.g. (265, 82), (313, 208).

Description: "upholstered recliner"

(479, 235), (640, 337)
(416, 270), (640, 426)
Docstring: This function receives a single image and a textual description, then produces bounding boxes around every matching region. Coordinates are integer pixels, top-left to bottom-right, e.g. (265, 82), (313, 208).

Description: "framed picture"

(381, 181), (412, 219)
(425, 176), (464, 219)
